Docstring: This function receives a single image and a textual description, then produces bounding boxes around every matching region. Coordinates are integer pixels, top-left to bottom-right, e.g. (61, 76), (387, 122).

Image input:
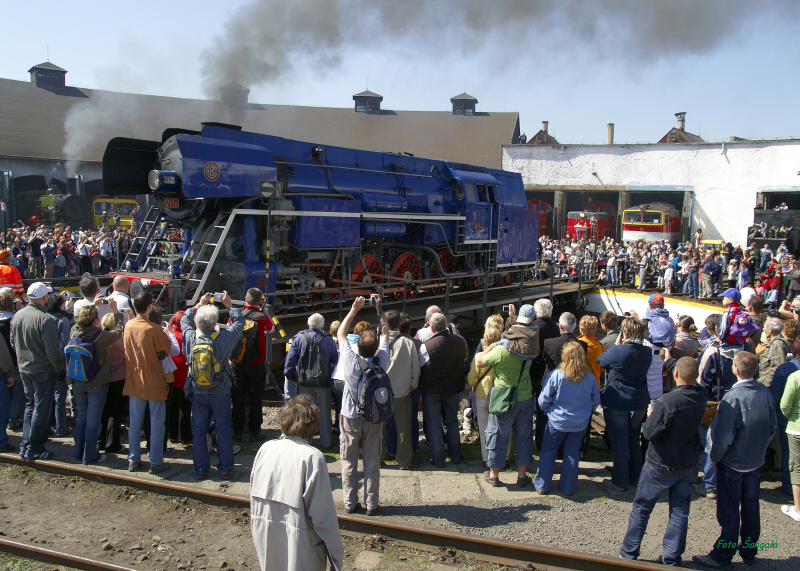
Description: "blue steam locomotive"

(103, 123), (538, 312)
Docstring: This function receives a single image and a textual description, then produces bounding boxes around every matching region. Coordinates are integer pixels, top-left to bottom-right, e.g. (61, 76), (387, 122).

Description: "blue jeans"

(604, 407), (646, 488)
(607, 266), (617, 286)
(191, 392), (234, 475)
(53, 378), (69, 436)
(638, 267), (647, 290)
(708, 463), (762, 564)
(0, 375), (9, 447)
(20, 372), (56, 455)
(778, 424), (791, 495)
(486, 398), (534, 469)
(422, 393), (462, 466)
(534, 422), (583, 495)
(283, 377), (297, 404)
(72, 383), (109, 464)
(128, 397), (165, 465)
(698, 426), (717, 490)
(620, 463), (697, 566)
(687, 272), (699, 298)
(8, 367), (24, 425)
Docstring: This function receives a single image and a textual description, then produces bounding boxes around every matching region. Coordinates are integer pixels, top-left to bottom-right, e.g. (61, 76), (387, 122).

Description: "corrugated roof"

(28, 62), (66, 72)
(0, 78), (519, 169)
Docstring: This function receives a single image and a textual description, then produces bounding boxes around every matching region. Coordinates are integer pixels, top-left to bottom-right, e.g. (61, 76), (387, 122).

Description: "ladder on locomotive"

(121, 206), (238, 306)
(179, 208), (235, 305)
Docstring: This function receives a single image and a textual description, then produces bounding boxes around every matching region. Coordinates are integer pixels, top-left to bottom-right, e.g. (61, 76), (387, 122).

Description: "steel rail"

(0, 538), (136, 571)
(0, 454), (665, 571)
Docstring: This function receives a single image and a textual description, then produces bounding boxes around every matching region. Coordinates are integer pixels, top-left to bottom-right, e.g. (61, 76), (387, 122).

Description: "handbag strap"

(515, 359), (529, 387)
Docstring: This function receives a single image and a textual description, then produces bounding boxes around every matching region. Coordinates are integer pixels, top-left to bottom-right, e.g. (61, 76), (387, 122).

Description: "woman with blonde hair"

(467, 325), (503, 465)
(534, 342), (600, 495)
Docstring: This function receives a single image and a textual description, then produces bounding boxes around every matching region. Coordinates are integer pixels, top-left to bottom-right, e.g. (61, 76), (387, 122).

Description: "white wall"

(502, 140), (800, 244)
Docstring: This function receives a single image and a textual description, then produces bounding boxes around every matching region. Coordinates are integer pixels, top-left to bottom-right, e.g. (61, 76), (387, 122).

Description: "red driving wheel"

(351, 255), (382, 284)
(392, 252), (422, 300)
(431, 251), (455, 296)
(501, 272), (514, 286)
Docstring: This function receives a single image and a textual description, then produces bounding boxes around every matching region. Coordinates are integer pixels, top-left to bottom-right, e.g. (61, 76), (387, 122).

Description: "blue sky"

(3, 0), (799, 144)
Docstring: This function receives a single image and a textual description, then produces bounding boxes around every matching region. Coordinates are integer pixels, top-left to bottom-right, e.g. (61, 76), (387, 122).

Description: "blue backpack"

(355, 357), (394, 424)
(65, 332), (103, 383)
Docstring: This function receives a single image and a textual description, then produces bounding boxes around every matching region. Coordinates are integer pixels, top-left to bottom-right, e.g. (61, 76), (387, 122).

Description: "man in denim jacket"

(693, 351), (777, 569)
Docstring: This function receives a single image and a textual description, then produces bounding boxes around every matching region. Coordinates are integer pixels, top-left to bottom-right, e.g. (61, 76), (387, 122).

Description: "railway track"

(0, 453), (664, 571)
(0, 538), (135, 571)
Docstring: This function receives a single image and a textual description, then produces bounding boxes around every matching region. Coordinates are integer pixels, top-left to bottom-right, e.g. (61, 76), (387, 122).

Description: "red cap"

(649, 293), (665, 305)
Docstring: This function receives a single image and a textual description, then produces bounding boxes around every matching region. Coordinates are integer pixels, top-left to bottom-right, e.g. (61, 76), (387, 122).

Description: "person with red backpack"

(231, 288), (273, 443)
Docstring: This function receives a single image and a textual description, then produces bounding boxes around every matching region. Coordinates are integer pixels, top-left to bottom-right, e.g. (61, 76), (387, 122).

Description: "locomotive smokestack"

(675, 112), (686, 131)
(541, 121), (549, 133)
(607, 123), (615, 144)
(220, 82), (250, 109)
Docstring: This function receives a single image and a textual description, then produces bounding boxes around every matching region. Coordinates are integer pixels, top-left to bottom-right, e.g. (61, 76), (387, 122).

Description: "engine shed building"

(1, 61), (520, 226)
(503, 113), (800, 246)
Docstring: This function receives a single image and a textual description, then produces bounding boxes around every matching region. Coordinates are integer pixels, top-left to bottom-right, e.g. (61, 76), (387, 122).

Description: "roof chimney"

(607, 123), (615, 144)
(220, 83), (250, 108)
(541, 121), (549, 133)
(675, 112), (686, 131)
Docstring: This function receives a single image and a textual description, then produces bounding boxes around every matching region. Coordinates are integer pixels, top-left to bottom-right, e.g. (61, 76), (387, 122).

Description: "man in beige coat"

(383, 310), (420, 469)
(123, 292), (173, 474)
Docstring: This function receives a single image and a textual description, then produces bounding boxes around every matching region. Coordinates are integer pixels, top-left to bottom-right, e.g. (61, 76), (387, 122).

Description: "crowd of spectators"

(540, 233), (800, 308)
(0, 211), (185, 279)
(2, 226), (800, 569)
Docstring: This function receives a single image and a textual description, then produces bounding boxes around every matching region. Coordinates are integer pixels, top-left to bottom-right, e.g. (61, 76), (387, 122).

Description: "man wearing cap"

(0, 250), (23, 299)
(9, 282), (64, 459)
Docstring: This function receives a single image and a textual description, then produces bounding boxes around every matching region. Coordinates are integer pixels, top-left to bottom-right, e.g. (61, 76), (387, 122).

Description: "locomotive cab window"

(623, 211), (642, 223)
(476, 184), (488, 202)
(648, 213), (662, 224)
(488, 186), (498, 203)
(464, 183), (477, 202)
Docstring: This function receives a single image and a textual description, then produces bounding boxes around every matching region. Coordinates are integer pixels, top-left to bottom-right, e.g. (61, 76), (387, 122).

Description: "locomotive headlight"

(259, 180), (277, 199)
(148, 170), (179, 192)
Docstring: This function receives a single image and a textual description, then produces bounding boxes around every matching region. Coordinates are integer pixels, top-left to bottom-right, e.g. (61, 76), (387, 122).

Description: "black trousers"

(231, 362), (266, 433)
(98, 379), (125, 450)
(168, 385), (192, 442)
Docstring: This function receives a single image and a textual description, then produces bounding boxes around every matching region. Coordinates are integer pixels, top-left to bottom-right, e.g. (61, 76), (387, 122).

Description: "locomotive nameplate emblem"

(204, 162), (220, 181)
(163, 198), (180, 208)
(473, 223), (483, 231)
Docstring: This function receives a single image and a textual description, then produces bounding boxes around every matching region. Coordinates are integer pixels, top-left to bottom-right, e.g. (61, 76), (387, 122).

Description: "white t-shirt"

(740, 287), (757, 308)
(73, 298), (111, 321)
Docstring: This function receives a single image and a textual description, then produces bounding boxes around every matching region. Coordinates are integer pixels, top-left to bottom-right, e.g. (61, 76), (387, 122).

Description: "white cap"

(27, 282), (53, 299)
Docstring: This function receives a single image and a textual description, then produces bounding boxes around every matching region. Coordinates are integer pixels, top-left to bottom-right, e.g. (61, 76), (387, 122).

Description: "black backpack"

(297, 332), (330, 387)
(231, 319), (261, 364)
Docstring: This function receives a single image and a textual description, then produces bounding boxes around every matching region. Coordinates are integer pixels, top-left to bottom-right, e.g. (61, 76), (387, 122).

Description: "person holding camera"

(10, 282), (64, 460)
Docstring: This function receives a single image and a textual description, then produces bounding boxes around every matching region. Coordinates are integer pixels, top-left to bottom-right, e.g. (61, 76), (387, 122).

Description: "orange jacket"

(0, 264), (23, 296)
